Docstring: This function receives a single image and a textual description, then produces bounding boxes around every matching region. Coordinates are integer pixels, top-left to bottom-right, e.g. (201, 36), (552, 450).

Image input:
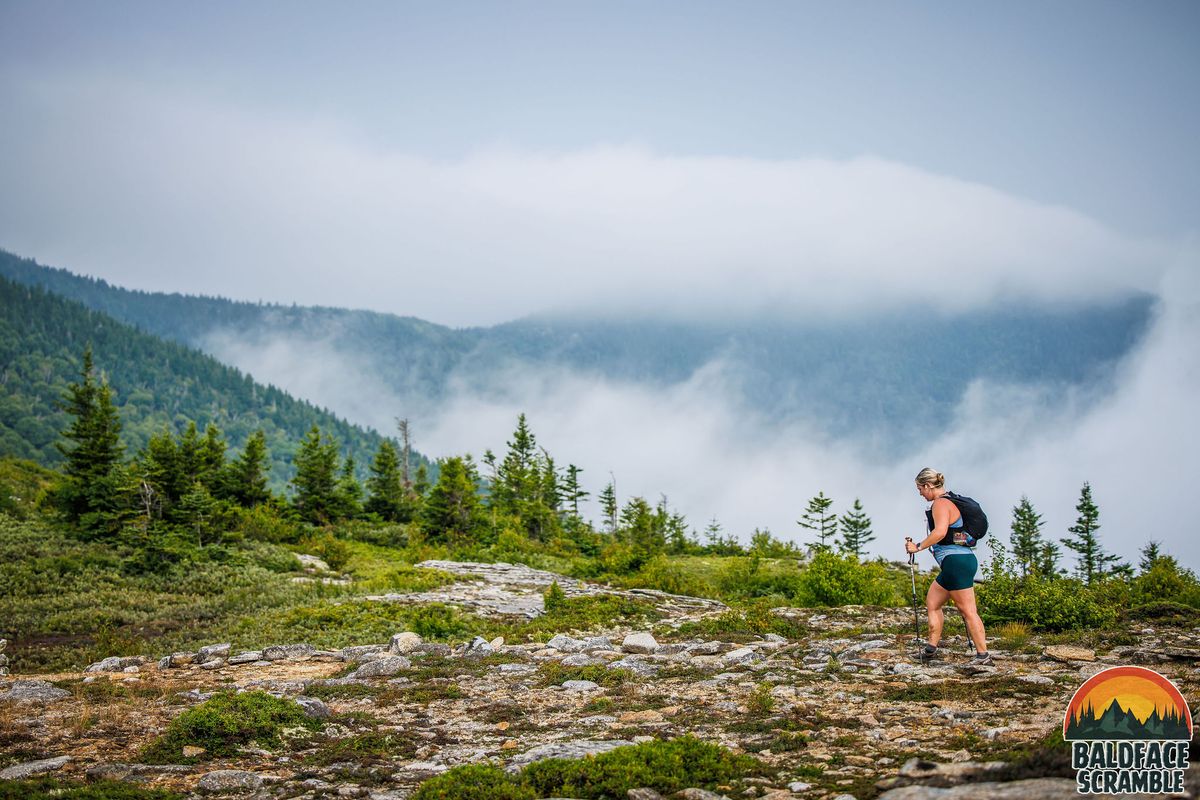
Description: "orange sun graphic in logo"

(1064, 666), (1193, 740)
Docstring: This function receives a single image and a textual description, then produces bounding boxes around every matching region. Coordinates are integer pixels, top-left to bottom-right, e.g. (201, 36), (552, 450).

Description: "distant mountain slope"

(0, 249), (1156, 449)
(0, 274), (416, 488)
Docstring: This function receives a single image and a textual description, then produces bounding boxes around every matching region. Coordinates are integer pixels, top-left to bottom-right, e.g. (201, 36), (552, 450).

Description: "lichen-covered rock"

(349, 655), (411, 678)
(389, 632), (423, 654)
(0, 756), (70, 780)
(262, 643), (316, 661)
(197, 769), (265, 794)
(0, 680), (71, 704)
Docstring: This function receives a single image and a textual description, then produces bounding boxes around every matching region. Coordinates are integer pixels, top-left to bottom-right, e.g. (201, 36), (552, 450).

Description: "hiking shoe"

(971, 651), (995, 666)
(919, 643), (940, 661)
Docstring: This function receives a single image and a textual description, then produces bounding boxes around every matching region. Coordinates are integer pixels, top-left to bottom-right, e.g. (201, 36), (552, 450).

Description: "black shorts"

(935, 553), (978, 591)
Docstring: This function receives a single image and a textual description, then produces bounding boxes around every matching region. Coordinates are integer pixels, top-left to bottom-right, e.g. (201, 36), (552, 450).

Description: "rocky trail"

(2, 560), (1199, 799)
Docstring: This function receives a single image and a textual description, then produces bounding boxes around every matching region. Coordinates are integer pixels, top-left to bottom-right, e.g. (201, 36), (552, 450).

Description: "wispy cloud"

(0, 74), (1173, 326)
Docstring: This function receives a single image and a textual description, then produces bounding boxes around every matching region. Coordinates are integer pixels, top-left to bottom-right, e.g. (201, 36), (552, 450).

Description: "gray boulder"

(877, 779), (1080, 799)
(0, 680), (71, 704)
(622, 632), (659, 654)
(0, 756), (70, 780)
(349, 655), (411, 678)
(262, 643), (316, 661)
(197, 769), (265, 794)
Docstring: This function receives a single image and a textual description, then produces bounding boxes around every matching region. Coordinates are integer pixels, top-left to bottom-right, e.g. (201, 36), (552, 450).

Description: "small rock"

(349, 655), (411, 678)
(561, 653), (604, 667)
(1044, 645), (1095, 663)
(197, 769), (265, 794)
(505, 739), (634, 772)
(618, 709), (664, 724)
(168, 652), (196, 667)
(628, 789), (665, 800)
(197, 643), (231, 661)
(547, 634), (585, 652)
(263, 643), (316, 661)
(723, 647), (762, 665)
(1017, 673), (1053, 685)
(227, 651), (263, 665)
(678, 789), (730, 800)
(562, 680), (601, 692)
(389, 632), (423, 654)
(788, 781), (813, 792)
(296, 696), (331, 719)
(0, 756), (71, 780)
(0, 680), (71, 704)
(182, 746), (206, 758)
(463, 636), (494, 657)
(622, 632), (659, 654)
(85, 655), (145, 673)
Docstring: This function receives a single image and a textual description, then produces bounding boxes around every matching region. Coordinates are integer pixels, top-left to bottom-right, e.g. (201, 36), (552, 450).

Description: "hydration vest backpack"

(925, 491), (989, 547)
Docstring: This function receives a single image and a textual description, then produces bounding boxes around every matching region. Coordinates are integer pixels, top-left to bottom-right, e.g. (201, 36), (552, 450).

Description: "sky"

(2, 1), (1198, 566)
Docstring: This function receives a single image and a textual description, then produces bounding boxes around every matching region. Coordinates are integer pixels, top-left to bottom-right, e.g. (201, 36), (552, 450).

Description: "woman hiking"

(904, 467), (993, 665)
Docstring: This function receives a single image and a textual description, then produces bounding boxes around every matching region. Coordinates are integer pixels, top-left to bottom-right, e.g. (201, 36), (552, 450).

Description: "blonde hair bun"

(915, 467), (945, 488)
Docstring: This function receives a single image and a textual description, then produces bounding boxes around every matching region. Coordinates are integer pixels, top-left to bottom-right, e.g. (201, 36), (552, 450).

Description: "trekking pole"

(905, 537), (922, 652)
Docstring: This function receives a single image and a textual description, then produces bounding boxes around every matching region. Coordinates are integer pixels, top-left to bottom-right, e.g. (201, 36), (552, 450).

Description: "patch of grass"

(668, 602), (807, 642)
(303, 730), (418, 767)
(415, 736), (766, 800)
(303, 682), (381, 701)
(537, 663), (634, 688)
(510, 593), (661, 640)
(391, 682), (465, 703)
(1124, 601), (1200, 627)
(994, 621), (1031, 650)
(139, 690), (321, 763)
(0, 778), (182, 800)
(881, 676), (1060, 703)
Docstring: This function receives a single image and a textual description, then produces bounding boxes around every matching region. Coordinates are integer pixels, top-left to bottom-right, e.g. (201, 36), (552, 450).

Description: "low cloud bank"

(205, 256), (1199, 571)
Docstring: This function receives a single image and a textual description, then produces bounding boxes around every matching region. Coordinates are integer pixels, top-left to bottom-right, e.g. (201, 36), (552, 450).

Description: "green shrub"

(523, 736), (763, 798)
(544, 581), (567, 612)
(1131, 560), (1200, 608)
(1125, 601), (1200, 627)
(233, 504), (300, 544)
(298, 530), (351, 572)
(978, 574), (1120, 631)
(748, 682), (776, 713)
(0, 778), (181, 800)
(795, 551), (899, 606)
(411, 764), (534, 800)
(538, 663), (633, 688)
(139, 690), (320, 763)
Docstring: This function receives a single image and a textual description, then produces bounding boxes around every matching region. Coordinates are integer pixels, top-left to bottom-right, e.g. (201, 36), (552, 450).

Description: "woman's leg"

(925, 580), (950, 647)
(949, 587), (988, 654)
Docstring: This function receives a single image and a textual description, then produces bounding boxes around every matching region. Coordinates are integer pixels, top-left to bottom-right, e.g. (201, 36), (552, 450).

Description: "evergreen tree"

(837, 498), (874, 557)
(599, 480), (618, 533)
(199, 424), (227, 490)
(1037, 539), (1064, 578)
(1139, 540), (1164, 574)
(421, 456), (482, 542)
(178, 481), (218, 548)
(138, 428), (184, 515)
(619, 496), (666, 561)
(1009, 495), (1045, 578)
(54, 347), (129, 536)
(365, 440), (407, 521)
(562, 464), (588, 518)
(291, 425), (341, 524)
(222, 430), (271, 508)
(495, 414), (539, 514)
(334, 456), (362, 519)
(1062, 482), (1119, 584)
(413, 463), (430, 497)
(797, 491), (838, 551)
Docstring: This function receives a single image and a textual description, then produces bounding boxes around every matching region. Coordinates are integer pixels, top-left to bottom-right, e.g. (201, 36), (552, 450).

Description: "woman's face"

(916, 482), (936, 501)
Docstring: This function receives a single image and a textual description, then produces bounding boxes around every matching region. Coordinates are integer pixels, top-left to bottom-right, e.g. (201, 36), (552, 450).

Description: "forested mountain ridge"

(0, 249), (1156, 448)
(0, 274), (416, 487)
